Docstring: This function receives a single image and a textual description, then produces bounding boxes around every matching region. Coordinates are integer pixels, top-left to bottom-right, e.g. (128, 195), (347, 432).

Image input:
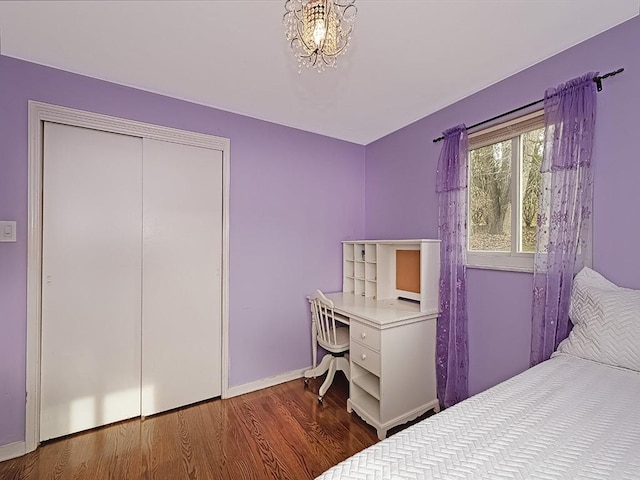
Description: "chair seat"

(317, 326), (350, 353)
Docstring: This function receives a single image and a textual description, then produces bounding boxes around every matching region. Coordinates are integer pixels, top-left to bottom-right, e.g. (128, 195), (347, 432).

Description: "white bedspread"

(317, 355), (640, 479)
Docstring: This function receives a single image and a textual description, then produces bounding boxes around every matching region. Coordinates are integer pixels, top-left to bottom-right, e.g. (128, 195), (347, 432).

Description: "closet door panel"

(41, 123), (142, 441)
(142, 139), (223, 416)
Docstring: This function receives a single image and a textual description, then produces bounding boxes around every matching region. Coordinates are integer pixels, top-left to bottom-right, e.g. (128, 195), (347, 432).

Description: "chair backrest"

(310, 289), (339, 346)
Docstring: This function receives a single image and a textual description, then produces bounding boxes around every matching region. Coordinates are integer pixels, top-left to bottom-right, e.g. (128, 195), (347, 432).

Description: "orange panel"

(396, 250), (420, 293)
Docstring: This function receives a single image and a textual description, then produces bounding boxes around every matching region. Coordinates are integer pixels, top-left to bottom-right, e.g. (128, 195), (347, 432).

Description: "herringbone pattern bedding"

(317, 356), (640, 479)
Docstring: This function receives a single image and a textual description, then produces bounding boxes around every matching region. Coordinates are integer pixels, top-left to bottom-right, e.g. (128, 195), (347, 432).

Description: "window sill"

(466, 252), (534, 273)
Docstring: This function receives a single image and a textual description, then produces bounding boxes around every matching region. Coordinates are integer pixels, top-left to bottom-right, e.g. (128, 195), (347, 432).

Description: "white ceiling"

(0, 1), (638, 145)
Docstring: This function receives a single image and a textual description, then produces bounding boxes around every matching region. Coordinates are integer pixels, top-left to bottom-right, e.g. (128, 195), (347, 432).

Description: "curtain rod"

(432, 67), (624, 143)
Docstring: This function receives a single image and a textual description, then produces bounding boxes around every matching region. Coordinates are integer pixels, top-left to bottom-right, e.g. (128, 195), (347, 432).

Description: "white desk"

(325, 292), (437, 327)
(313, 292), (440, 440)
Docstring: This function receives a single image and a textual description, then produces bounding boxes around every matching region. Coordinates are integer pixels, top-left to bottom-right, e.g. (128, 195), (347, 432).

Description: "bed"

(318, 268), (640, 479)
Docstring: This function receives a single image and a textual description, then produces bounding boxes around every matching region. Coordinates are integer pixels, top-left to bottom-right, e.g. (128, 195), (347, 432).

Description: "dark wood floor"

(0, 375), (388, 480)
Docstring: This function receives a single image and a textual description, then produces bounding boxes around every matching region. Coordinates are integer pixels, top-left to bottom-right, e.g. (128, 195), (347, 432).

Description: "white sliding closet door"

(40, 123), (142, 441)
(141, 139), (223, 416)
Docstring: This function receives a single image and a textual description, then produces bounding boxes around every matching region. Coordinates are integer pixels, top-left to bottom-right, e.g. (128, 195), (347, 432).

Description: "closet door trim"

(26, 101), (230, 454)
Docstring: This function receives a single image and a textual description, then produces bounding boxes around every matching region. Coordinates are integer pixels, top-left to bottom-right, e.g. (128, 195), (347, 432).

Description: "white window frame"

(466, 110), (545, 273)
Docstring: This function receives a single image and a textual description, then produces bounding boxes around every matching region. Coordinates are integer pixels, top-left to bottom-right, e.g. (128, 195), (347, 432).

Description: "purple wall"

(365, 16), (640, 396)
(0, 55), (365, 446)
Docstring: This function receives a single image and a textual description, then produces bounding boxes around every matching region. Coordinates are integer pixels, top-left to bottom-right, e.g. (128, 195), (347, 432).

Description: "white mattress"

(317, 355), (640, 479)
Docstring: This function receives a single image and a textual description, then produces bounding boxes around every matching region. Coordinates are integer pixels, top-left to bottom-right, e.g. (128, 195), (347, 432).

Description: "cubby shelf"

(352, 371), (380, 401)
(350, 389), (381, 423)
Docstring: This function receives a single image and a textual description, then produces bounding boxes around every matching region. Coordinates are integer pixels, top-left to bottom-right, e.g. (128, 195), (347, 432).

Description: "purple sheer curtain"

(530, 73), (598, 366)
(436, 125), (469, 408)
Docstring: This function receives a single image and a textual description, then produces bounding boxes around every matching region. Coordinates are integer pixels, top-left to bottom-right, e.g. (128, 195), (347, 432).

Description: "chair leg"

(318, 357), (337, 400)
(335, 356), (350, 382)
(304, 353), (332, 379)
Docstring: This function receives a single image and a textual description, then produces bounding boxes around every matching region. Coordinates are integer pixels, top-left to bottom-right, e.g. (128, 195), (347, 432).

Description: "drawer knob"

(360, 353), (367, 361)
(360, 332), (367, 339)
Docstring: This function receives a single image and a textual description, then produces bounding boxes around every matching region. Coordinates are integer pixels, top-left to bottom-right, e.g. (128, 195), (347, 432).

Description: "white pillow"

(553, 267), (640, 371)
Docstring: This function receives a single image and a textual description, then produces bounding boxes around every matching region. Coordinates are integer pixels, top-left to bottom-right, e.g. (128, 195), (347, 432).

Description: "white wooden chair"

(304, 289), (350, 403)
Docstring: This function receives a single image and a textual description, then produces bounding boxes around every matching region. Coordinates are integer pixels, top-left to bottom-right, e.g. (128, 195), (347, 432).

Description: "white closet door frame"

(25, 101), (230, 454)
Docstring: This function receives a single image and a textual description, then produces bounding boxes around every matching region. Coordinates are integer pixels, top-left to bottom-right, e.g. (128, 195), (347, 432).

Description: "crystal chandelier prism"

(284, 0), (357, 72)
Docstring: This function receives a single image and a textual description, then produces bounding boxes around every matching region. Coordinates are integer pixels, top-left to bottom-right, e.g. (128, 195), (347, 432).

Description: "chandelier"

(284, 0), (357, 72)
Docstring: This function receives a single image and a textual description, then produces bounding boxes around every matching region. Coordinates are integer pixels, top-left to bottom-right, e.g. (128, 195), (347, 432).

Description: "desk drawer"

(350, 321), (380, 351)
(351, 342), (381, 377)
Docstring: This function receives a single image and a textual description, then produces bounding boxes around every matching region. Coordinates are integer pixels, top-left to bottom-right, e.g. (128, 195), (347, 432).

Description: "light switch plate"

(0, 221), (17, 242)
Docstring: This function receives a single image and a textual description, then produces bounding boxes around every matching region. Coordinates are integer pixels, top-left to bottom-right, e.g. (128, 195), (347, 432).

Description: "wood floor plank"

(245, 389), (317, 478)
(260, 389), (330, 476)
(0, 377), (383, 480)
(181, 403), (221, 480)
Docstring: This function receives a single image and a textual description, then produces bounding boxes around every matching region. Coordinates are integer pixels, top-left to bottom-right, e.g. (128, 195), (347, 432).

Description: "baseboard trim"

(224, 367), (310, 399)
(0, 441), (26, 462)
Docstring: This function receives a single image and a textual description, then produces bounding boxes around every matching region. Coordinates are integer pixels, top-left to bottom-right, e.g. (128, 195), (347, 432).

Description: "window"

(467, 111), (544, 271)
